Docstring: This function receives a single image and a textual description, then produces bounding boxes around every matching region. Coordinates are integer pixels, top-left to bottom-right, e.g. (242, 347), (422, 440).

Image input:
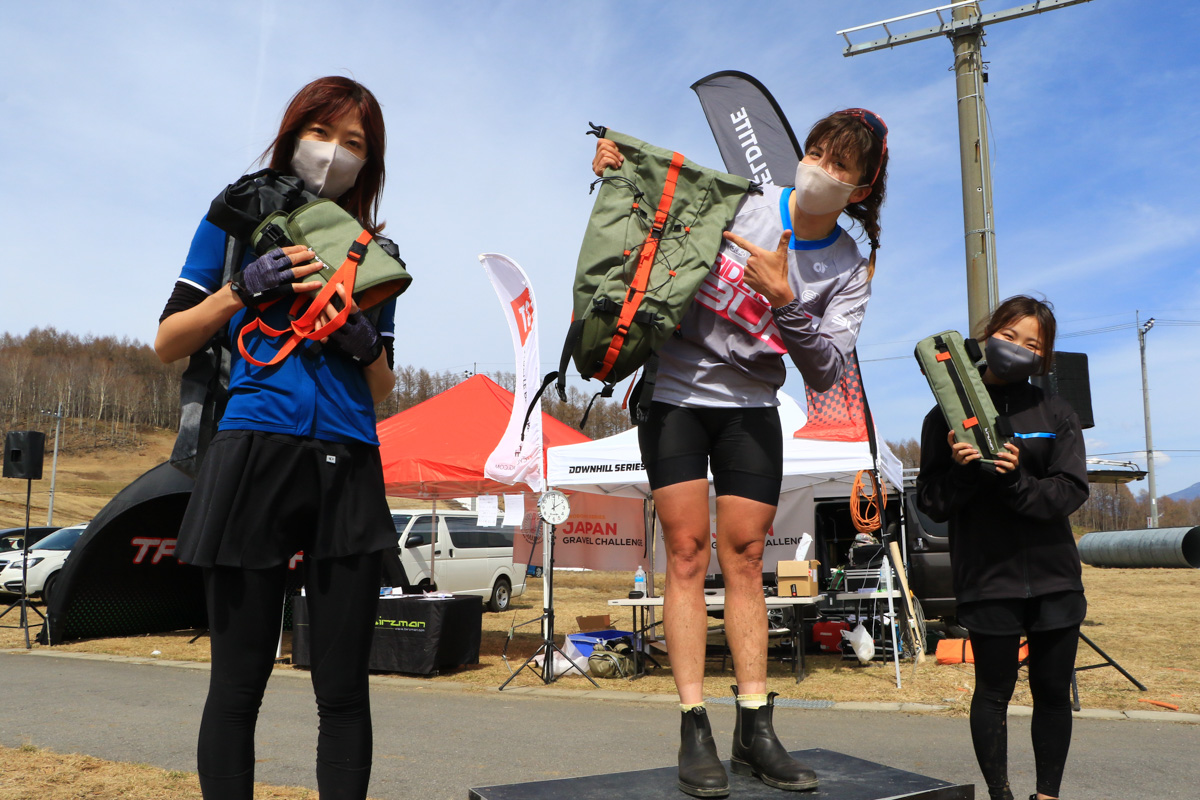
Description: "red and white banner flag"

(479, 253), (544, 492)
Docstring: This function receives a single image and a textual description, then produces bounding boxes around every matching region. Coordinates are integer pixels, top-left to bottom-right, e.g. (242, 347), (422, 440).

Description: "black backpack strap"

(629, 353), (659, 426)
(555, 319), (584, 402)
(578, 384), (614, 430)
(170, 235), (244, 478)
(520, 372), (560, 443)
(518, 318), (588, 439)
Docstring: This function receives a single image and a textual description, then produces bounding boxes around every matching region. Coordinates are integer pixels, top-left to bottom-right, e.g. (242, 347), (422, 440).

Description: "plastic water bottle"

(634, 565), (647, 596)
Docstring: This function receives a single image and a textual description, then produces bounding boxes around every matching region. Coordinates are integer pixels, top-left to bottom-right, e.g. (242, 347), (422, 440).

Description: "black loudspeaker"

(1033, 352), (1094, 430)
(3, 431), (46, 480)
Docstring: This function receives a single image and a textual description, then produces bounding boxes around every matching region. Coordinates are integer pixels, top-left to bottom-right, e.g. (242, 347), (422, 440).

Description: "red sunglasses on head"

(836, 108), (888, 186)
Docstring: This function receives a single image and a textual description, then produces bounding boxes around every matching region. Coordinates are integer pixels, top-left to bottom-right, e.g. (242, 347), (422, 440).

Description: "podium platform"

(469, 749), (973, 800)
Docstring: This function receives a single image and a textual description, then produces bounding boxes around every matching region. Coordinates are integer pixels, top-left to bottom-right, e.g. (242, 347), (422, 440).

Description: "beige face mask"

(291, 139), (366, 199)
(792, 161), (862, 215)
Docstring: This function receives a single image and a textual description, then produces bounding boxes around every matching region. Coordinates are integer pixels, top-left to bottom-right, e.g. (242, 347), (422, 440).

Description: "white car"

(390, 510), (527, 612)
(0, 524), (87, 605)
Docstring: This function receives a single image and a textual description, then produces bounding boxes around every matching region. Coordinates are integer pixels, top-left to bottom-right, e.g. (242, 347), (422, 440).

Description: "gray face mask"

(291, 139), (365, 199)
(986, 336), (1042, 382)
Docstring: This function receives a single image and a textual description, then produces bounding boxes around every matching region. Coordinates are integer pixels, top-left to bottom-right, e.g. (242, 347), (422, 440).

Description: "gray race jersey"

(654, 184), (870, 408)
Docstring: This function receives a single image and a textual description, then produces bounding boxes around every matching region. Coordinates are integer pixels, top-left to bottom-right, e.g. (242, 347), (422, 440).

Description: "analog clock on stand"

(536, 489), (570, 525)
(499, 488), (598, 690)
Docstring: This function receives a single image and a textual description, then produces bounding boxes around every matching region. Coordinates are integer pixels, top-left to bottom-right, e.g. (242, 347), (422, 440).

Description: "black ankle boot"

(730, 686), (818, 791)
(678, 707), (729, 798)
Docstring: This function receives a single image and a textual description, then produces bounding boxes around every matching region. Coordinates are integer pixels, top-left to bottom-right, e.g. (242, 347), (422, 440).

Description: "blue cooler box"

(564, 630), (633, 662)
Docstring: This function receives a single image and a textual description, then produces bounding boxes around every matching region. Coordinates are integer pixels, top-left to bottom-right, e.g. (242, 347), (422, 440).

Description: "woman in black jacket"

(917, 295), (1089, 800)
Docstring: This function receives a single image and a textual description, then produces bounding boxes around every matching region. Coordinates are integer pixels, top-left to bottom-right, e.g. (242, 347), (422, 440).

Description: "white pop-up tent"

(545, 391), (903, 576)
(548, 391), (902, 499)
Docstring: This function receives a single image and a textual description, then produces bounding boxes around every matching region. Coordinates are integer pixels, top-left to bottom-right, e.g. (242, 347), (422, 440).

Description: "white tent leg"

(429, 499), (437, 589)
(885, 563), (901, 688)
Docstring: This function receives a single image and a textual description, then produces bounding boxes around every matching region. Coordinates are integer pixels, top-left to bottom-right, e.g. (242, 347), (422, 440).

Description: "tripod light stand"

(500, 490), (598, 690)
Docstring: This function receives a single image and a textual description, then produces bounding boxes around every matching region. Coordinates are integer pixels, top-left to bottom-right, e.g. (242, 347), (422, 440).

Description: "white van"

(389, 510), (527, 612)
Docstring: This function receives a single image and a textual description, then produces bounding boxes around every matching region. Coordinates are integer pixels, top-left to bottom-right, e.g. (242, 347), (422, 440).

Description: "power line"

(858, 355), (914, 364)
(1088, 450), (1200, 456)
(1058, 323), (1134, 339)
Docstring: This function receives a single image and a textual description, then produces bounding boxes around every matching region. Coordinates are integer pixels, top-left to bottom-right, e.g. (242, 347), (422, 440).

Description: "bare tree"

(885, 437), (921, 470)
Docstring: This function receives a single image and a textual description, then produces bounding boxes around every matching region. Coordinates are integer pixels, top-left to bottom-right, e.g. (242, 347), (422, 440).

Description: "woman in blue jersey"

(155, 76), (397, 800)
(594, 108), (889, 797)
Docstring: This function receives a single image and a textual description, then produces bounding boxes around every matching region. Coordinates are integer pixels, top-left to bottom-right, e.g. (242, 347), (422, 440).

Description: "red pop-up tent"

(377, 374), (591, 498)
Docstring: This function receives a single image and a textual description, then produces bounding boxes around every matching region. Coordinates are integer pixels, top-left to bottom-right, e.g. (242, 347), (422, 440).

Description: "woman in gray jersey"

(593, 109), (889, 798)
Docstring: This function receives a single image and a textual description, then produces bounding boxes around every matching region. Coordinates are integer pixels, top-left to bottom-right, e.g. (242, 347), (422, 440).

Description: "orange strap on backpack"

(237, 230), (373, 368)
(592, 151), (685, 382)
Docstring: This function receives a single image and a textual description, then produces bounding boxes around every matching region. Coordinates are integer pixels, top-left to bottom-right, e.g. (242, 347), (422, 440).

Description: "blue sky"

(3, 1), (1198, 496)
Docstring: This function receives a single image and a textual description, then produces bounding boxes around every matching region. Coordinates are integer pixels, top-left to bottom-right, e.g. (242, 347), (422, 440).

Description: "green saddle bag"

(205, 169), (412, 367)
(914, 330), (1013, 470)
(252, 198), (411, 311)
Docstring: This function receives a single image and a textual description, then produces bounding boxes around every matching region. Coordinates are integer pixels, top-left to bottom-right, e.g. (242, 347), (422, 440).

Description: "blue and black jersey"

(172, 217), (396, 445)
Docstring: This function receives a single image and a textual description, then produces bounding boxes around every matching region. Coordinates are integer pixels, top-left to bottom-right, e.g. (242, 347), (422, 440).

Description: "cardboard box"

(576, 614), (613, 632)
(776, 560), (820, 597)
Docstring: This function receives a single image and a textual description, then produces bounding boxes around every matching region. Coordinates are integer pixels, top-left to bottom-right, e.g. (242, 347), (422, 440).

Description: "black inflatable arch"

(44, 462), (203, 644)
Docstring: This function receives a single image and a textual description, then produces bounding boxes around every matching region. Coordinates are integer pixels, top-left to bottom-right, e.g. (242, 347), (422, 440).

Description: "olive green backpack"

(588, 638), (635, 679)
(914, 330), (1013, 471)
(536, 127), (754, 427)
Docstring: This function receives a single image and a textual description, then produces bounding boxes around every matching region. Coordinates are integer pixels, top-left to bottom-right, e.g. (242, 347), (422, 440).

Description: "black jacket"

(916, 376), (1089, 604)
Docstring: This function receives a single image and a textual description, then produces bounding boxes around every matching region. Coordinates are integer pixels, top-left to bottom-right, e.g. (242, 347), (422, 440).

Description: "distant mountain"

(1166, 482), (1200, 502)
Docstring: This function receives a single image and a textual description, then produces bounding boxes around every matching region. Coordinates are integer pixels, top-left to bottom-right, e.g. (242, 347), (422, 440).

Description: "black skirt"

(957, 590), (1087, 637)
(176, 430), (397, 569)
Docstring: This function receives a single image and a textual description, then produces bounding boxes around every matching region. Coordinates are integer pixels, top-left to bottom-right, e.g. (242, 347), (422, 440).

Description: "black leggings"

(969, 626), (1080, 800)
(198, 551), (383, 800)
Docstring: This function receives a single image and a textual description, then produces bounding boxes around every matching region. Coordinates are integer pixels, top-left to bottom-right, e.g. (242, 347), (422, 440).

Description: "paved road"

(2, 651), (1197, 799)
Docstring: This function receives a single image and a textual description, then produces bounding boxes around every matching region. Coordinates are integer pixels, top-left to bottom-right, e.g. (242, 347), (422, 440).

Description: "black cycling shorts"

(637, 403), (783, 506)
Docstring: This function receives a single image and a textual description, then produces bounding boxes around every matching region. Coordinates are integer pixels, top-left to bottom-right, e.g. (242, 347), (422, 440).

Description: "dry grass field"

(0, 430), (179, 530)
(2, 430), (1197, 797)
(0, 743), (380, 800)
(0, 743), (393, 800)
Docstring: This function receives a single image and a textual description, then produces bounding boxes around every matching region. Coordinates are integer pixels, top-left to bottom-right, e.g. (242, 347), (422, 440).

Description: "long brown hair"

(261, 76), (387, 233)
(983, 295), (1058, 375)
(804, 109), (889, 277)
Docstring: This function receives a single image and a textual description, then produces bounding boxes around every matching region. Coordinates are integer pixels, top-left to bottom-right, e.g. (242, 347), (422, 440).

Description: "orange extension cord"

(851, 469), (886, 534)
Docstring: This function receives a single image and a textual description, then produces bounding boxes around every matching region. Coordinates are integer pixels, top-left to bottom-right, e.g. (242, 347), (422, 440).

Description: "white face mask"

(291, 139), (366, 199)
(793, 161), (862, 215)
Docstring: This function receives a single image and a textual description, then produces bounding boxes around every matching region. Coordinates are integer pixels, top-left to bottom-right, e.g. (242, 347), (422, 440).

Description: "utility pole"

(42, 401), (63, 526)
(837, 0), (1095, 336)
(1137, 312), (1158, 528)
(950, 3), (997, 335)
